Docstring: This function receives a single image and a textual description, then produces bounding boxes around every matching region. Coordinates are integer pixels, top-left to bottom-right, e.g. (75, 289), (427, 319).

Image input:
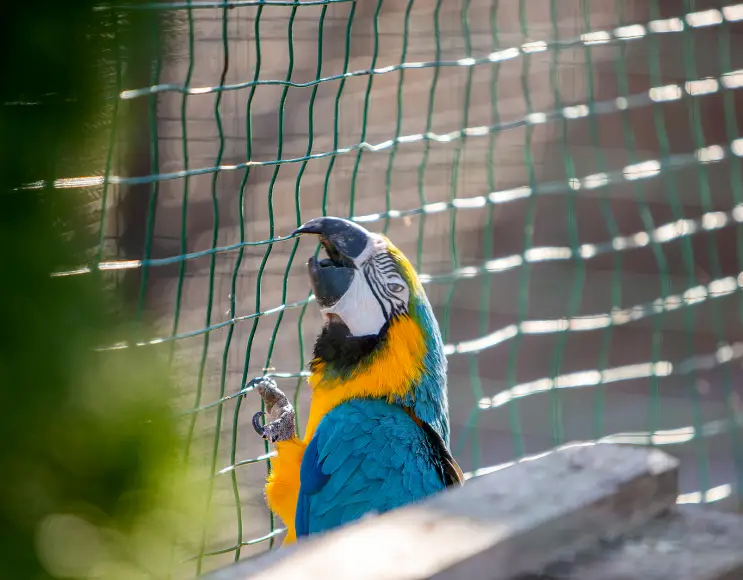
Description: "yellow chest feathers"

(303, 314), (426, 441)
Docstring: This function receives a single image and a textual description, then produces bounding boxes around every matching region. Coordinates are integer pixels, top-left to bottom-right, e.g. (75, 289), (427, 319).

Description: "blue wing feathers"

(320, 440), (355, 473)
(360, 455), (380, 480)
(295, 399), (446, 538)
(352, 433), (374, 451)
(295, 436), (330, 537)
(299, 436), (330, 494)
(295, 490), (312, 537)
(322, 454), (363, 499)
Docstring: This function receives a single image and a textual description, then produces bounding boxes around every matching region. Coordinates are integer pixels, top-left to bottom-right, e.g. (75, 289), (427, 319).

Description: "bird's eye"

(387, 282), (405, 293)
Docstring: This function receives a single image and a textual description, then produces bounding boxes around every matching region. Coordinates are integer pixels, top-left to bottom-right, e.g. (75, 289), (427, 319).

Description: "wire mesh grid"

(69, 0), (743, 574)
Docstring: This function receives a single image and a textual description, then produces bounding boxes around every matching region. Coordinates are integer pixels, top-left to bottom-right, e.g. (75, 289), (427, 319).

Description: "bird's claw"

(249, 376), (296, 443)
(252, 411), (266, 436)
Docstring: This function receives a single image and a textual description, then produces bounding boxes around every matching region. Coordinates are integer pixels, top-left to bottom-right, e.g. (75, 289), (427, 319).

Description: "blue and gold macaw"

(252, 216), (463, 543)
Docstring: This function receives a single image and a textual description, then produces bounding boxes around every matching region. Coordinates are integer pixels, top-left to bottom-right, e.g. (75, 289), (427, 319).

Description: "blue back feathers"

(296, 399), (446, 537)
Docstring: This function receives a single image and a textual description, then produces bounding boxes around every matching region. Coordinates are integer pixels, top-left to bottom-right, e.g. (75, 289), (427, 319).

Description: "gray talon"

(251, 376), (296, 443)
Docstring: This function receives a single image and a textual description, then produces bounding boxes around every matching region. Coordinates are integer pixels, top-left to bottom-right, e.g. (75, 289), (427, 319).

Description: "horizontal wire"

(463, 443), (736, 504)
(111, 0), (351, 10)
(90, 200), (742, 353)
(601, 413), (743, 447)
(97, 296), (314, 351)
(424, 205), (743, 285)
(353, 139), (743, 226)
(181, 371), (309, 416)
(34, 63), (743, 191)
(447, 272), (743, 356)
(52, 236), (297, 277)
(478, 341), (743, 411)
(54, 130), (743, 279)
(182, 272), (740, 415)
(196, 528), (287, 559)
(118, 38), (628, 99)
(178, 382), (261, 416)
(119, 3), (743, 98)
(216, 452), (276, 475)
(677, 483), (734, 504)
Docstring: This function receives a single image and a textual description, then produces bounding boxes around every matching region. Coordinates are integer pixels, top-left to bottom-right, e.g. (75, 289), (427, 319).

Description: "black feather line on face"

(310, 319), (390, 378)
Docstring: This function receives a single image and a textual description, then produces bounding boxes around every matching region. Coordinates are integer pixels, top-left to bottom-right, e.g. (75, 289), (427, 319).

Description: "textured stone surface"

(533, 505), (743, 580)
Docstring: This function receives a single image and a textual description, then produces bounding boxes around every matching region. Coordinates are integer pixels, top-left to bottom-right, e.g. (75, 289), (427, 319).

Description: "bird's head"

(294, 216), (449, 442)
(294, 216), (419, 338)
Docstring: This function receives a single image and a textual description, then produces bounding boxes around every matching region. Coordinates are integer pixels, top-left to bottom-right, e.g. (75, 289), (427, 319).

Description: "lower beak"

(307, 256), (355, 309)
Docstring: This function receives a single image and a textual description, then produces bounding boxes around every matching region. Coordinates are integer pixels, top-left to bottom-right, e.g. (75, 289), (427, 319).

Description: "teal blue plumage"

(296, 399), (446, 537)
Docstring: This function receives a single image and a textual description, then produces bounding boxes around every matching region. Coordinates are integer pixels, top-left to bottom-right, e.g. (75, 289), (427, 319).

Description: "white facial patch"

(319, 233), (411, 337)
(321, 272), (387, 336)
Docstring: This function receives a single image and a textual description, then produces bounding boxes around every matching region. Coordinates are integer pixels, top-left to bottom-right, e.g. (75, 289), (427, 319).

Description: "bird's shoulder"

(301, 397), (444, 498)
(313, 398), (438, 472)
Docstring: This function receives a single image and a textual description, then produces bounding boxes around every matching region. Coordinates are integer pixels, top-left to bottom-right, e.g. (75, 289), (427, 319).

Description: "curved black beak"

(293, 216), (371, 260)
(293, 217), (371, 309)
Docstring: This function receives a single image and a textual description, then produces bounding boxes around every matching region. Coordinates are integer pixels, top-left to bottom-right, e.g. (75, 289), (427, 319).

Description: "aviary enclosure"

(88, 0), (743, 574)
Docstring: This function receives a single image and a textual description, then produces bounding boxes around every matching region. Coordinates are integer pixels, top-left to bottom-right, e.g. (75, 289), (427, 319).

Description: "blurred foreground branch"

(0, 3), (205, 579)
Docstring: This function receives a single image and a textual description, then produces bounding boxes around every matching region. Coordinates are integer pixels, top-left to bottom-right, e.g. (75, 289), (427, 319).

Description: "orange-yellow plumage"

(264, 438), (305, 544)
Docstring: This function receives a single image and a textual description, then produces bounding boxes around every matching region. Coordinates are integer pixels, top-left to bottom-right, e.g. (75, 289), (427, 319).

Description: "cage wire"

(72, 0), (743, 574)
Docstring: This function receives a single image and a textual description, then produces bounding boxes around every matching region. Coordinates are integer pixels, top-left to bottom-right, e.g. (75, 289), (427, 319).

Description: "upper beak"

(292, 216), (371, 260)
(293, 216), (372, 310)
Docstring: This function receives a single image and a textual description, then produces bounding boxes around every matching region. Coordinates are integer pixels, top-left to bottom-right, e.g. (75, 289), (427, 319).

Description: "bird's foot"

(250, 377), (296, 443)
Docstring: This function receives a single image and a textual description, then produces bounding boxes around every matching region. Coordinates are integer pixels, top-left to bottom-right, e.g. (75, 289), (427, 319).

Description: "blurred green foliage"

(0, 2), (204, 579)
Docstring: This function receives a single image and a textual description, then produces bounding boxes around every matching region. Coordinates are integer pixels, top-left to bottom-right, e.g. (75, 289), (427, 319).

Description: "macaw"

(251, 216), (463, 544)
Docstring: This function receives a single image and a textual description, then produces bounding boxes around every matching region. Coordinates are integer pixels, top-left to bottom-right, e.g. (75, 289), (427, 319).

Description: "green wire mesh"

(82, 0), (743, 574)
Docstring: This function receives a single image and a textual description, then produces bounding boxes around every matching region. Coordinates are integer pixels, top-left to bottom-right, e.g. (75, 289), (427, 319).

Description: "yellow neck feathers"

(303, 314), (426, 442)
